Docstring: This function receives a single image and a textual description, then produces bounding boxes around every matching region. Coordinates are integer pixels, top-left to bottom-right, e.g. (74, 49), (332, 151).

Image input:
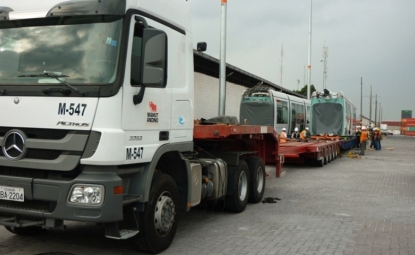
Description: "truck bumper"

(0, 168), (123, 224)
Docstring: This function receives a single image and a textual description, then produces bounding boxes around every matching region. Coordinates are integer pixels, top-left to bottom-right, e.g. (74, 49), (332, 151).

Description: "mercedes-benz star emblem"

(2, 130), (27, 160)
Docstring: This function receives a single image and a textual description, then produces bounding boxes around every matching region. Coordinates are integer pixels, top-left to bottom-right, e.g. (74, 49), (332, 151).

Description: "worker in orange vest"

(359, 126), (368, 155)
(280, 128), (287, 143)
(300, 127), (309, 142)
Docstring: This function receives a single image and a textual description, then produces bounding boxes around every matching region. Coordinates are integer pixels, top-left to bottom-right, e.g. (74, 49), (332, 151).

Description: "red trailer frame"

(193, 124), (283, 177)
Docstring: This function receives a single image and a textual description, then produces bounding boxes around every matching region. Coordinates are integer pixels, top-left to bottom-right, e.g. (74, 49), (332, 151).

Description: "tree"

(293, 84), (316, 97)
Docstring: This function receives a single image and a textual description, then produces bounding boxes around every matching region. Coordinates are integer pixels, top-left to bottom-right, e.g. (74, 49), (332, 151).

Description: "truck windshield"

(0, 15), (122, 85)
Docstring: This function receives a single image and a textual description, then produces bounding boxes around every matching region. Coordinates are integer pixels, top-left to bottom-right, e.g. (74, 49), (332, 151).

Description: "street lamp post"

(360, 77), (362, 123)
(369, 85), (372, 127)
(374, 94), (377, 127)
(374, 95), (381, 127)
(363, 88), (379, 127)
(218, 0), (227, 116)
(379, 102), (382, 126)
(307, 0), (312, 100)
(321, 46), (328, 89)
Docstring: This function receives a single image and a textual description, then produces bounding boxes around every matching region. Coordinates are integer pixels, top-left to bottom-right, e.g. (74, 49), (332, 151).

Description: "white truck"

(0, 0), (280, 253)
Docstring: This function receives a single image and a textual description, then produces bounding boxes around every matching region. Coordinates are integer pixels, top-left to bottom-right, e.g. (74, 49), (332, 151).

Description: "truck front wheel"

(133, 174), (179, 254)
(225, 159), (250, 213)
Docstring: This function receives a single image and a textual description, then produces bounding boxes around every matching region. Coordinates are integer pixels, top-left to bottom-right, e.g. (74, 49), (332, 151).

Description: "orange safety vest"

(300, 130), (307, 141)
(360, 130), (367, 143)
(280, 132), (287, 143)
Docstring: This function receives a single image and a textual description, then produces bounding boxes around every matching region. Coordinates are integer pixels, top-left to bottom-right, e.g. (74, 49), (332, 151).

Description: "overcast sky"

(188, 0), (415, 121)
(2, 0), (413, 121)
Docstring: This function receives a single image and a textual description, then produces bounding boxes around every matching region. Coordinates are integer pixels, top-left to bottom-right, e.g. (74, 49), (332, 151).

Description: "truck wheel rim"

(154, 191), (175, 237)
(238, 171), (248, 201)
(255, 166), (264, 193)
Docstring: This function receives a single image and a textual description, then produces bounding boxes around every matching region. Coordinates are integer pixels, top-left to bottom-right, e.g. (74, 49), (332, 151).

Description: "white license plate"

(0, 185), (24, 202)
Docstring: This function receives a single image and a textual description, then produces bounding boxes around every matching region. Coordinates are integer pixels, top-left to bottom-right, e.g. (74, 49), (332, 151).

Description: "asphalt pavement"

(1, 135), (414, 255)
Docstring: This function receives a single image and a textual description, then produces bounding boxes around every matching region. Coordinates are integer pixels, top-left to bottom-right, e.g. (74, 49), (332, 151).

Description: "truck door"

(121, 16), (171, 162)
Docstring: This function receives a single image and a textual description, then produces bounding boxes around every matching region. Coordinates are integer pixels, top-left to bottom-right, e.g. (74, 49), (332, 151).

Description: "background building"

(193, 50), (304, 120)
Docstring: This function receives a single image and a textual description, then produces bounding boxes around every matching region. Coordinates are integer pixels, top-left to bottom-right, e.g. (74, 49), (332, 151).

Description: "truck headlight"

(68, 184), (104, 206)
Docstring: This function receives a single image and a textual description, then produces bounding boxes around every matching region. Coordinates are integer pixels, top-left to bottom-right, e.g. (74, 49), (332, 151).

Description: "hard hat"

(282, 128), (286, 131)
(305, 127), (309, 130)
(362, 126), (366, 130)
(294, 127), (299, 132)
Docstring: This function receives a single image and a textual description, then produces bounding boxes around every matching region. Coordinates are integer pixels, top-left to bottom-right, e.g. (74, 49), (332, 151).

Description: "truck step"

(106, 229), (139, 240)
(123, 194), (142, 205)
(105, 221), (139, 240)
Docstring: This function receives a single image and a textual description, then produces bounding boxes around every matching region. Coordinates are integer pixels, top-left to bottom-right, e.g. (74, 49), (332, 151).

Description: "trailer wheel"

(133, 174), (179, 254)
(245, 157), (266, 203)
(5, 226), (45, 236)
(323, 150), (328, 165)
(225, 159), (250, 213)
(327, 148), (333, 163)
(316, 157), (324, 167)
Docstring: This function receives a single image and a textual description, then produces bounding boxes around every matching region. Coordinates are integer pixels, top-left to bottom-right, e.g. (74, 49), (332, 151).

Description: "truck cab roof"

(1, 0), (190, 33)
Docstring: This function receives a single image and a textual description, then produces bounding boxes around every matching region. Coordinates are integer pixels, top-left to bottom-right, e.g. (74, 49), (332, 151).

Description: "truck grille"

(0, 200), (54, 213)
(0, 166), (49, 178)
(0, 149), (62, 160)
(0, 127), (90, 173)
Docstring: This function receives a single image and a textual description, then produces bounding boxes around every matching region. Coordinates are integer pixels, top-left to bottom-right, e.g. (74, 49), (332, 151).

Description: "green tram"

(310, 89), (357, 137)
(240, 85), (310, 135)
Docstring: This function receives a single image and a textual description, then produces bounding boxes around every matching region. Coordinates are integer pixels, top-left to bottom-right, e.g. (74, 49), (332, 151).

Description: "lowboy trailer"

(279, 139), (341, 167)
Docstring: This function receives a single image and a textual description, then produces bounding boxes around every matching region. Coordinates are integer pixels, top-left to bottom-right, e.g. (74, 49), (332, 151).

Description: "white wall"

(194, 72), (247, 121)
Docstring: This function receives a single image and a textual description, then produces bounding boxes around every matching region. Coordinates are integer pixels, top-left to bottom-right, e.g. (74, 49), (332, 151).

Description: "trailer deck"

(311, 134), (357, 150)
(279, 139), (342, 167)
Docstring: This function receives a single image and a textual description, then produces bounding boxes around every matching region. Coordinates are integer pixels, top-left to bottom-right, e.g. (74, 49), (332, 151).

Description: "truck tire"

(245, 157), (265, 203)
(5, 226), (45, 236)
(225, 159), (250, 213)
(133, 173), (179, 254)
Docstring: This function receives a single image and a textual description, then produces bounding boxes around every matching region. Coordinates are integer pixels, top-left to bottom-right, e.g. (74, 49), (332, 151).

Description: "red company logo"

(149, 101), (157, 112)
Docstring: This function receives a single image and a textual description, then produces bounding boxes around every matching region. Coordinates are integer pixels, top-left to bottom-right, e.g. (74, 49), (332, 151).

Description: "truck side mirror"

(197, 42), (207, 52)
